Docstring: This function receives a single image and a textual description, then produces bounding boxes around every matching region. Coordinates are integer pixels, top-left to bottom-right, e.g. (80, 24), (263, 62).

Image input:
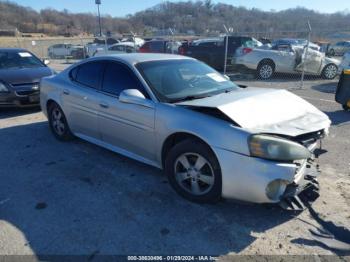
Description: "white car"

(93, 42), (137, 57)
(48, 44), (83, 59)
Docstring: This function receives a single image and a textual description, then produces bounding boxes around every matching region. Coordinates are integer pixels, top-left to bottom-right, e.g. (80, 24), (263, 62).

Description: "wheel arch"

(161, 132), (218, 169)
(258, 58), (276, 69)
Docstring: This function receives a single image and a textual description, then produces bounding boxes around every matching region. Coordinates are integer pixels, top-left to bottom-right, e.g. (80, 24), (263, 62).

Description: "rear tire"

(165, 139), (222, 203)
(257, 61), (275, 80)
(48, 102), (74, 141)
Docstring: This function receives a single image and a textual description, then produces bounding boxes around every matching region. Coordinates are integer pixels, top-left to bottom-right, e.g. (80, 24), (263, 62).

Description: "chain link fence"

(0, 28), (344, 91)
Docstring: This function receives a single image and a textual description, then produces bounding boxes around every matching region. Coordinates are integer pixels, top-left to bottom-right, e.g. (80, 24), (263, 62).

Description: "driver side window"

(101, 62), (148, 98)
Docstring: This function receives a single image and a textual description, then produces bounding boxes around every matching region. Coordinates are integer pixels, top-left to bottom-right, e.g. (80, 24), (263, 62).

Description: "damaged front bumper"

(214, 138), (325, 209)
(279, 158), (320, 211)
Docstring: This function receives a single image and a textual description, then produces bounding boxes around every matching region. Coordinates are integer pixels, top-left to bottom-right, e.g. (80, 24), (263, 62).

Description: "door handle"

(99, 102), (109, 109)
(63, 89), (70, 95)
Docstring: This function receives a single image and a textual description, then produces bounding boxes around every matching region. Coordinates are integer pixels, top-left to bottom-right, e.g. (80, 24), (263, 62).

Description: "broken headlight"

(249, 134), (311, 161)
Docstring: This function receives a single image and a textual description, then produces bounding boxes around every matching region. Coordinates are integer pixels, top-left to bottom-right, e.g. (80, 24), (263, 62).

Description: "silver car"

(233, 44), (339, 80)
(40, 54), (330, 209)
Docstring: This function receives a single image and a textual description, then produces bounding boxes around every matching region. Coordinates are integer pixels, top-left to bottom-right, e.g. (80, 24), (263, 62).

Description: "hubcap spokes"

(174, 153), (214, 196)
(325, 65), (336, 79)
(260, 65), (272, 79)
(52, 108), (65, 135)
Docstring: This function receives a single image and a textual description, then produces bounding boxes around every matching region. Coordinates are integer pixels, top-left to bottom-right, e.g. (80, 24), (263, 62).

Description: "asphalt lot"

(0, 62), (349, 258)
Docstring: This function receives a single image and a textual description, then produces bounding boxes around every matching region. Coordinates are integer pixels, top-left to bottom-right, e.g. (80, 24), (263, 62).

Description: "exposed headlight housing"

(0, 81), (9, 92)
(249, 134), (311, 161)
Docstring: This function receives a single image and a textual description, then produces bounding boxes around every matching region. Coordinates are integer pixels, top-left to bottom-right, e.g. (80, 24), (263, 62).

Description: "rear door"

(97, 61), (156, 161)
(63, 61), (105, 139)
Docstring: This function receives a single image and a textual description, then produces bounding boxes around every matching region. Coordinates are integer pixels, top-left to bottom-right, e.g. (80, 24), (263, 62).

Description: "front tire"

(48, 102), (74, 141)
(257, 61), (275, 80)
(165, 139), (222, 203)
(322, 64), (338, 80)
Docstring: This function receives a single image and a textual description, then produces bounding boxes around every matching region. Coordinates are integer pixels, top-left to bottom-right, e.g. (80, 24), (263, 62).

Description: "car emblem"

(32, 85), (39, 90)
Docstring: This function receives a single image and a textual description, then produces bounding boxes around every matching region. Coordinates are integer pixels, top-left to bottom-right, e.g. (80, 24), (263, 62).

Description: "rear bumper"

(0, 90), (40, 107)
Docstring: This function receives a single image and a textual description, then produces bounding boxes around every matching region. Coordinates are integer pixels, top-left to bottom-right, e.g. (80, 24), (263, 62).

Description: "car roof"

(0, 48), (28, 52)
(93, 53), (193, 64)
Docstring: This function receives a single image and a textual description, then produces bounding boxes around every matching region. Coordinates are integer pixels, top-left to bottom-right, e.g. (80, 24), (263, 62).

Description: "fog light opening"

(266, 179), (288, 201)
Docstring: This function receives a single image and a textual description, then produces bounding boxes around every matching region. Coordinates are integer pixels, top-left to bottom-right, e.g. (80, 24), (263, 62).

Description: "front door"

(97, 61), (156, 161)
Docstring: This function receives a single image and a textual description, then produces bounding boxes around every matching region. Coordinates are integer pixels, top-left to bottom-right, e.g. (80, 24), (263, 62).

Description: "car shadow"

(0, 121), (297, 256)
(0, 107), (41, 119)
(324, 110), (350, 126)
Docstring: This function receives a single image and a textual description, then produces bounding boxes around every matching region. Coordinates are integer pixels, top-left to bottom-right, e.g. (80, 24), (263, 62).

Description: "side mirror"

(119, 89), (154, 108)
(44, 59), (50, 65)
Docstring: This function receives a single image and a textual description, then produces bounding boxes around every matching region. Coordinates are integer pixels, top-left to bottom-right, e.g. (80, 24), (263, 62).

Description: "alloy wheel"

(174, 153), (215, 196)
(324, 64), (337, 79)
(51, 107), (66, 136)
(259, 64), (273, 79)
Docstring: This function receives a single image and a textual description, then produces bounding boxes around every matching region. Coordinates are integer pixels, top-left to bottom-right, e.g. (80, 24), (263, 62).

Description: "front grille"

(11, 82), (40, 96)
(15, 90), (39, 96)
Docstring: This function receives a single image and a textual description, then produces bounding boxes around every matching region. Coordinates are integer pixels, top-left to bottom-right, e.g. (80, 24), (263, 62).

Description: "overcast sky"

(10, 0), (349, 17)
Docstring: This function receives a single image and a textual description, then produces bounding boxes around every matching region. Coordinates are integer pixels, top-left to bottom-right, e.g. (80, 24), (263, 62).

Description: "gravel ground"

(0, 63), (349, 259)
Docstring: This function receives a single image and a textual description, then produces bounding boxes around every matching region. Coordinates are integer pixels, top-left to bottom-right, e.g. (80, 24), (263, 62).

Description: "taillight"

(139, 47), (147, 53)
(243, 48), (253, 55)
(178, 46), (185, 55)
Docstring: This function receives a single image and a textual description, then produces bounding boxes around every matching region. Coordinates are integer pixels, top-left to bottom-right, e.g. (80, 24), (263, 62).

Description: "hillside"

(0, 0), (349, 39)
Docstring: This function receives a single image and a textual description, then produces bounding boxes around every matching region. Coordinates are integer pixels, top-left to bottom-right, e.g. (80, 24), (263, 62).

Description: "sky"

(9, 0), (349, 17)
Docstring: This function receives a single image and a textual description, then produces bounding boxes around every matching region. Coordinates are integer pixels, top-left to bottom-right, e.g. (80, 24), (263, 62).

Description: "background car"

(40, 54), (330, 208)
(48, 44), (84, 59)
(93, 42), (137, 56)
(328, 41), (350, 56)
(178, 36), (262, 70)
(233, 43), (339, 80)
(0, 48), (54, 107)
(139, 40), (181, 54)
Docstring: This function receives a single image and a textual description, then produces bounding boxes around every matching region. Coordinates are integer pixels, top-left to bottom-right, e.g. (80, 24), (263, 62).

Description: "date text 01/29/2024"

(127, 256), (218, 261)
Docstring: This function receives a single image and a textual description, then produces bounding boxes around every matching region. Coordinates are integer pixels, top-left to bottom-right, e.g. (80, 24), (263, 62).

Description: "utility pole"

(95, 0), (102, 37)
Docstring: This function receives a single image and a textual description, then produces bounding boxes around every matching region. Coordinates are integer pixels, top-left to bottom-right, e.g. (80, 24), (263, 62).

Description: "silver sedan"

(233, 44), (339, 80)
(40, 54), (330, 209)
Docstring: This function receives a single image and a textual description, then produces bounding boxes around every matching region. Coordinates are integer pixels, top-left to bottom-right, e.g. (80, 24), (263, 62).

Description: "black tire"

(48, 102), (74, 141)
(257, 60), (275, 80)
(165, 139), (222, 203)
(321, 63), (338, 80)
(343, 104), (350, 111)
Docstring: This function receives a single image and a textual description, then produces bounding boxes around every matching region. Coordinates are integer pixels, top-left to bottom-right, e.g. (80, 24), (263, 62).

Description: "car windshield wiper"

(172, 94), (212, 103)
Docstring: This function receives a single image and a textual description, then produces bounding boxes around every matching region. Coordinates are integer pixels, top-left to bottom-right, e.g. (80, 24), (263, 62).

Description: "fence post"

(300, 21), (312, 89)
(223, 24), (229, 75)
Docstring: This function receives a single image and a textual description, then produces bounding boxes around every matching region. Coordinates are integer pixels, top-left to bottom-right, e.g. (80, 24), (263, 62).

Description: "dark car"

(139, 40), (181, 54)
(178, 36), (260, 70)
(335, 68), (350, 111)
(0, 48), (54, 107)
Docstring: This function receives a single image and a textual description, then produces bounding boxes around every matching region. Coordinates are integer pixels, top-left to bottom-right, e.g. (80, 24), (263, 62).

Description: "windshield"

(136, 59), (239, 103)
(0, 51), (45, 70)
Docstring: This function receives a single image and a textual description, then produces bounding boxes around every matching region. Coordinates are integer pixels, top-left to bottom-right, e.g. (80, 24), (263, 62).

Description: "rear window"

(72, 61), (105, 89)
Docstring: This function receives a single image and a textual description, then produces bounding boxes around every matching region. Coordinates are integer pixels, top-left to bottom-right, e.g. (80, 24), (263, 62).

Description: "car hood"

(0, 67), (53, 85)
(176, 87), (331, 137)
